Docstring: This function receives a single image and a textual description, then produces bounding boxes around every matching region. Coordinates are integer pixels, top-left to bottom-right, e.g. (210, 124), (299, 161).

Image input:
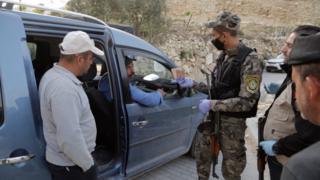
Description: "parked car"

(264, 82), (281, 94)
(265, 54), (284, 72)
(0, 1), (206, 179)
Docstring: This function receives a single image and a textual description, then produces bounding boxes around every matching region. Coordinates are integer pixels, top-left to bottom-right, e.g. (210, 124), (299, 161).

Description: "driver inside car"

(126, 55), (167, 106)
(99, 55), (166, 107)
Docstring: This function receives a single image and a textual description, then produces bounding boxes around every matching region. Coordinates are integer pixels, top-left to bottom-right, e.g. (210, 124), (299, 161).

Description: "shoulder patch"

(245, 75), (260, 93)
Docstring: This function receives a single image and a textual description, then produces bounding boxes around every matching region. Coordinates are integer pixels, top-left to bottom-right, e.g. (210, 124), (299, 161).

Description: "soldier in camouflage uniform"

(196, 11), (264, 180)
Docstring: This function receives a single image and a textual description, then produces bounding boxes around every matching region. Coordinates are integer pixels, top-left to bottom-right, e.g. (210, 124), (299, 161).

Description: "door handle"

(0, 154), (35, 165)
(132, 120), (149, 127)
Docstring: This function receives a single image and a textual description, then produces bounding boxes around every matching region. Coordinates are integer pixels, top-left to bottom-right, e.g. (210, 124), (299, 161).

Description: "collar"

(281, 63), (292, 75)
(224, 42), (243, 56)
(53, 63), (83, 86)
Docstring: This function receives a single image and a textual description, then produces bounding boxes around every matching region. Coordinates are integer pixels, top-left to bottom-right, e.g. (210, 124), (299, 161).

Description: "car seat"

(81, 63), (116, 155)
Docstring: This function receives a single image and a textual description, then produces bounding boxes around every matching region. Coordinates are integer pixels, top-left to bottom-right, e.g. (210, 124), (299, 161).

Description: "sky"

(13, 0), (69, 9)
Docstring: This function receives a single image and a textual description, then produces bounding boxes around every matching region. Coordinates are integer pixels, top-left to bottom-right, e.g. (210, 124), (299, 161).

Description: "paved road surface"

(135, 127), (268, 180)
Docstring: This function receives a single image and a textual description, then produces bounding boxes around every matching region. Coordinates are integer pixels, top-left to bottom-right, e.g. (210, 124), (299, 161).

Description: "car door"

(0, 11), (50, 179)
(122, 50), (199, 176)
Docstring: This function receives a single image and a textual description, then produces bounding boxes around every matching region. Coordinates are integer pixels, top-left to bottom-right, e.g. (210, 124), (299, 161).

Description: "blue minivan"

(0, 1), (206, 179)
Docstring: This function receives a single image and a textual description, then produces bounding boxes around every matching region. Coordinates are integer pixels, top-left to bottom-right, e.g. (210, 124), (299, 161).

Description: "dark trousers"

(267, 156), (283, 180)
(47, 161), (97, 180)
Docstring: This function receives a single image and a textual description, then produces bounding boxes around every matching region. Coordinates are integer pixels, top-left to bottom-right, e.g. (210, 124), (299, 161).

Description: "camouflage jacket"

(210, 42), (264, 113)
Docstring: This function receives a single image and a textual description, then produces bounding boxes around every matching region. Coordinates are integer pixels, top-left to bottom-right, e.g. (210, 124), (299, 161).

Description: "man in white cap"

(39, 31), (104, 180)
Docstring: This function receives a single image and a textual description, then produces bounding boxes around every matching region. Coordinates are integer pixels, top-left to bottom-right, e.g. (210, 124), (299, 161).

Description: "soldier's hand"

(198, 99), (212, 114)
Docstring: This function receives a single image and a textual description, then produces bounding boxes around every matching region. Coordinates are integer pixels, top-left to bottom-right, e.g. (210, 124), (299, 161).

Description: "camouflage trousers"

(195, 117), (247, 180)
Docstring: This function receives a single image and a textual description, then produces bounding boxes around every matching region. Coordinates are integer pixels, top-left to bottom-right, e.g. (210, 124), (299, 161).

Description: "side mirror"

(264, 82), (281, 94)
(143, 73), (159, 81)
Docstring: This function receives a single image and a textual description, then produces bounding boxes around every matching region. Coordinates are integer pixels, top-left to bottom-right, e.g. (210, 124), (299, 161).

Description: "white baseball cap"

(59, 31), (104, 56)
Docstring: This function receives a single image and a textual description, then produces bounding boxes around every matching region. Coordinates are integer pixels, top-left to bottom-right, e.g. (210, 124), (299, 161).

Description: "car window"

(133, 55), (172, 80)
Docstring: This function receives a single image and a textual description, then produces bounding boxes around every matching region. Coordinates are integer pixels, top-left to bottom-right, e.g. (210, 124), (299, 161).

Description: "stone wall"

(156, 0), (320, 82)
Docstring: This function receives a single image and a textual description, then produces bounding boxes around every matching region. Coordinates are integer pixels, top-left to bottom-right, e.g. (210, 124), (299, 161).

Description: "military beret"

(205, 11), (241, 31)
(288, 33), (320, 65)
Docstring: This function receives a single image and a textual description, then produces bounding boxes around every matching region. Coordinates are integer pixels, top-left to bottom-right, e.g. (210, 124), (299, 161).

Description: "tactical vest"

(211, 44), (258, 118)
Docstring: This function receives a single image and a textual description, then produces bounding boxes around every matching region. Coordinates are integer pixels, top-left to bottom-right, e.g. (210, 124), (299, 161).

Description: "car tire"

(266, 67), (273, 72)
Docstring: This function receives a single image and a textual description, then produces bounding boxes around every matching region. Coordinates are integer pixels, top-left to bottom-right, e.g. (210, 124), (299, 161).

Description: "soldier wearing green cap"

(195, 11), (264, 180)
(280, 33), (320, 180)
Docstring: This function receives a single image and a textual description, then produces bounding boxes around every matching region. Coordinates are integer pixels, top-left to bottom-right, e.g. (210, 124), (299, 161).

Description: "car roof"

(109, 27), (175, 67)
(1, 2), (175, 67)
(14, 10), (106, 33)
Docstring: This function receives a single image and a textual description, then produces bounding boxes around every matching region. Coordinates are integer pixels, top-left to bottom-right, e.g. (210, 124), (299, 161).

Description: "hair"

(296, 63), (320, 83)
(125, 56), (135, 67)
(293, 25), (320, 37)
(60, 51), (91, 63)
(214, 26), (238, 37)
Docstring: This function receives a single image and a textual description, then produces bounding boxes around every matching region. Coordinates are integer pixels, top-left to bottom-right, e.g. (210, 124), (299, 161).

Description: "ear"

(305, 76), (320, 99)
(224, 31), (233, 38)
(221, 31), (227, 39)
(75, 54), (83, 64)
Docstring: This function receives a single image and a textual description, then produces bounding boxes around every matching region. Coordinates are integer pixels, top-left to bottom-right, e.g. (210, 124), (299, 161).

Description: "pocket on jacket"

(268, 99), (291, 122)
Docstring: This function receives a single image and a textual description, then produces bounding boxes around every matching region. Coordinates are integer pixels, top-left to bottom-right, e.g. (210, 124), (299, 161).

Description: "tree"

(66, 0), (169, 43)
(32, 3), (45, 14)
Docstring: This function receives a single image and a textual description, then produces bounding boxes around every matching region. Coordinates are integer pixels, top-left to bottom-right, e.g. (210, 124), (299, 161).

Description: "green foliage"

(179, 49), (193, 60)
(19, 5), (27, 11)
(184, 11), (192, 16)
(32, 3), (45, 14)
(32, 8), (44, 14)
(27, 43), (37, 60)
(183, 11), (193, 29)
(66, 0), (169, 43)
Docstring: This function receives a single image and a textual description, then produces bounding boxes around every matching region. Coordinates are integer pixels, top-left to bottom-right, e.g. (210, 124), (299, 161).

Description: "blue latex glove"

(259, 140), (277, 156)
(176, 77), (193, 88)
(198, 99), (212, 114)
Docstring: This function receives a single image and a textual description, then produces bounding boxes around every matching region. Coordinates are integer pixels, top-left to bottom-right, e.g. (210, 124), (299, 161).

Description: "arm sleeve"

(51, 90), (94, 171)
(130, 84), (163, 107)
(275, 116), (320, 156)
(193, 81), (209, 95)
(211, 53), (264, 112)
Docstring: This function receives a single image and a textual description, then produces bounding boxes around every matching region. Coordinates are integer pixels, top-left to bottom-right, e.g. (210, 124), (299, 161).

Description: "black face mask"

(211, 38), (225, 51)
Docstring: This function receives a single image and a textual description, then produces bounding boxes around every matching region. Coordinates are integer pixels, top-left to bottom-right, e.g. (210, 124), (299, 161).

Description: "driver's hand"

(157, 89), (166, 97)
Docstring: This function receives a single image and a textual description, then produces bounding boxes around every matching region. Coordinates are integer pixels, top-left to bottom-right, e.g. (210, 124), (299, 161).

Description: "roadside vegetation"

(66, 0), (170, 43)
